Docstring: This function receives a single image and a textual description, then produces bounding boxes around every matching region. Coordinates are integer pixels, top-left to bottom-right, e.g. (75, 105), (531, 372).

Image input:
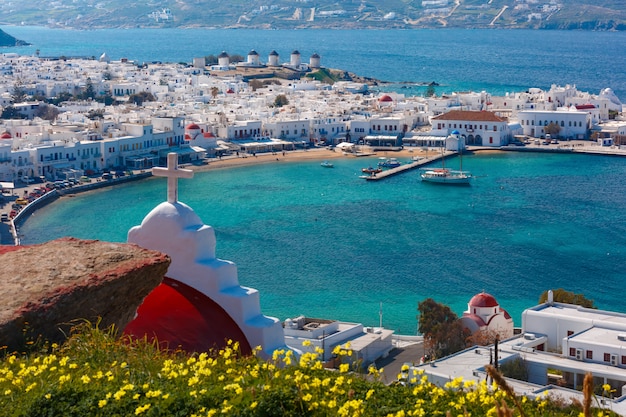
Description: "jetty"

(362, 152), (450, 181)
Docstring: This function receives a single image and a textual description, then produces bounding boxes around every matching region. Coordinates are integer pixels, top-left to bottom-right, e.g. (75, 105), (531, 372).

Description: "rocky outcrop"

(0, 237), (170, 352)
(0, 29), (30, 47)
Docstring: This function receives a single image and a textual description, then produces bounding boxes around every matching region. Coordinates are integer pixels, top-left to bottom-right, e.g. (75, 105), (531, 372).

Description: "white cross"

(152, 153), (194, 203)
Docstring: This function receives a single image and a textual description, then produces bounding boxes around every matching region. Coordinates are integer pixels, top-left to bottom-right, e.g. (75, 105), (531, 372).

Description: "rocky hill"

(0, 28), (29, 46)
(0, 0), (624, 30)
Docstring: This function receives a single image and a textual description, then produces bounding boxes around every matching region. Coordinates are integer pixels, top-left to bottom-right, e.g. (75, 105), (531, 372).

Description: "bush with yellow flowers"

(0, 323), (618, 416)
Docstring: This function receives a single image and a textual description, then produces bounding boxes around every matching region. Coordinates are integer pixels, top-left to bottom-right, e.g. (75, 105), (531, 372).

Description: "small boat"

(320, 161), (334, 168)
(362, 166), (382, 174)
(377, 158), (402, 169)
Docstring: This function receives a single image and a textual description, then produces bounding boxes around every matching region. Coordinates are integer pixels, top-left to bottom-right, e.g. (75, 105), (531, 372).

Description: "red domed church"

(459, 292), (514, 340)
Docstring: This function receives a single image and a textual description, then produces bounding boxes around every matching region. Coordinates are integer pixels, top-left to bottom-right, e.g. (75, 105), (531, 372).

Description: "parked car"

(80, 175), (92, 183)
(101, 172), (112, 180)
(15, 198), (29, 205)
(1, 213), (8, 222)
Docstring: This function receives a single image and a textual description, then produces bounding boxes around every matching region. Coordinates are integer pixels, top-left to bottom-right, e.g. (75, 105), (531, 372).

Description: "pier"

(362, 152), (451, 181)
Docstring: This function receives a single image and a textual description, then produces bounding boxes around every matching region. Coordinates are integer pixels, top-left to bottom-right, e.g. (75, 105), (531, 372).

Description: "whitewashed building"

(430, 110), (510, 146)
(517, 109), (589, 139)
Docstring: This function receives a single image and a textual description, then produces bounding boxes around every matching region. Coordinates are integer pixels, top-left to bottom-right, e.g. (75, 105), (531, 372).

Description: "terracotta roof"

(186, 123), (200, 130)
(575, 104), (596, 110)
(468, 292), (499, 308)
(432, 110), (505, 122)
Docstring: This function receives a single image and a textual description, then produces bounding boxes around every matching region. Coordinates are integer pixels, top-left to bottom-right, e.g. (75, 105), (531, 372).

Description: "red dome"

(124, 277), (252, 355)
(379, 95), (393, 102)
(468, 292), (498, 308)
(1, 132), (12, 139)
(186, 123), (201, 130)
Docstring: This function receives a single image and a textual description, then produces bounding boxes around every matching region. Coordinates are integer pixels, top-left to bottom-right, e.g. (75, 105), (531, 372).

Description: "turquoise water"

(4, 27), (626, 100)
(19, 152), (626, 334)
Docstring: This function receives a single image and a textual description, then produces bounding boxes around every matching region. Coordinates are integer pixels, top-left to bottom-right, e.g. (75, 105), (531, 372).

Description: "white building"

(517, 109), (589, 139)
(460, 292), (514, 341)
(430, 110), (510, 146)
(283, 316), (393, 367)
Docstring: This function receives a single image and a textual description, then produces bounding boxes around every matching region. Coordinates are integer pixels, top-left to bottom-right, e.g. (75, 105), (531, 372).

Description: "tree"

(34, 104), (60, 121)
(11, 80), (27, 103)
(230, 54), (244, 63)
(538, 289), (596, 309)
(81, 77), (96, 100)
(425, 84), (436, 97)
(545, 122), (561, 137)
(273, 94), (289, 107)
(128, 91), (156, 106)
(210, 87), (219, 100)
(0, 105), (25, 120)
(417, 298), (466, 359)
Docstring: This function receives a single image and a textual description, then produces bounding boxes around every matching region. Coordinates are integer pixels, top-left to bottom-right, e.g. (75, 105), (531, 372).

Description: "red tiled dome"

(379, 95), (393, 102)
(1, 132), (12, 139)
(468, 292), (498, 308)
(186, 123), (201, 130)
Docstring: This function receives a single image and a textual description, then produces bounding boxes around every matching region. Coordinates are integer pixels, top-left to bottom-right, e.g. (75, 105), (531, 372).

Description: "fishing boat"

(362, 166), (382, 174)
(320, 160), (334, 168)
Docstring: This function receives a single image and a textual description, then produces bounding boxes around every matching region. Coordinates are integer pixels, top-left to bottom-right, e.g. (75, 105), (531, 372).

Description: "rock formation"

(0, 237), (170, 352)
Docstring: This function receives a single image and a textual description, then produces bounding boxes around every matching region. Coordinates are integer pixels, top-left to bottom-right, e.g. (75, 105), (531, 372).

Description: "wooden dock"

(362, 152), (451, 181)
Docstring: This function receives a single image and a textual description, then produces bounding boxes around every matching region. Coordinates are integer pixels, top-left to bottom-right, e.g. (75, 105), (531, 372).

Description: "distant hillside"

(0, 28), (29, 47)
(0, 0), (624, 31)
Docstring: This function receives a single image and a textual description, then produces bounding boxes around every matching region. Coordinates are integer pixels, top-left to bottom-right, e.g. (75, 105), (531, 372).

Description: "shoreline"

(5, 141), (626, 245)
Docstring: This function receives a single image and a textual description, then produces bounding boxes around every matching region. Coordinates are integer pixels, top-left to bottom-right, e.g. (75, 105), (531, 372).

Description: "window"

(567, 331), (574, 336)
(569, 348), (576, 357)
(622, 356), (626, 365)
(604, 353), (611, 362)
(586, 350), (593, 360)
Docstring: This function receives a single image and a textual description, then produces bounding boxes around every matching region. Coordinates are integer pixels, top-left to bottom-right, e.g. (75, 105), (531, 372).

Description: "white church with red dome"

(123, 153), (287, 357)
(460, 292), (514, 340)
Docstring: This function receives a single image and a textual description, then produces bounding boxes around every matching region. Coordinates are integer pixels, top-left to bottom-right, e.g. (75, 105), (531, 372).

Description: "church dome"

(379, 95), (393, 102)
(469, 292), (498, 308)
(186, 123), (201, 130)
(1, 132), (12, 139)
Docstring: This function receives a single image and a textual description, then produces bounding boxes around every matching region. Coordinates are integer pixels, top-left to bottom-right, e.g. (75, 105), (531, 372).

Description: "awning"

(0, 181), (14, 190)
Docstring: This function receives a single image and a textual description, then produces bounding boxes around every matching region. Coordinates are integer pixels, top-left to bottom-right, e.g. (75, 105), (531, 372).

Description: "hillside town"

(0, 50), (624, 186)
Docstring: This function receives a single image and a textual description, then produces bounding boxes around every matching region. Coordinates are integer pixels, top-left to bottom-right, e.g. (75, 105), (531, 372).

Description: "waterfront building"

(430, 110), (510, 146)
(517, 109), (589, 139)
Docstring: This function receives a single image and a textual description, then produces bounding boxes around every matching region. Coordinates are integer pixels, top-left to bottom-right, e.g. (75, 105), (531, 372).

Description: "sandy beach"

(186, 146), (438, 173)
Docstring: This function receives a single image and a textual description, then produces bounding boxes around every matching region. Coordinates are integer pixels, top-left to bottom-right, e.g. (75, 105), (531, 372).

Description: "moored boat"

(362, 166), (382, 174)
(377, 158), (402, 169)
(320, 160), (334, 168)
(420, 168), (472, 184)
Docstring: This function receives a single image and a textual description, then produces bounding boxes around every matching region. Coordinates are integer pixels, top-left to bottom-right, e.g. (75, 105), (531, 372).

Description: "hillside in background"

(0, 0), (624, 30)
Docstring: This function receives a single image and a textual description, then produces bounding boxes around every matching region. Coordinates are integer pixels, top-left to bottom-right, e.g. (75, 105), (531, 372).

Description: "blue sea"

(3, 26), (626, 100)
(19, 153), (626, 334)
(6, 27), (626, 333)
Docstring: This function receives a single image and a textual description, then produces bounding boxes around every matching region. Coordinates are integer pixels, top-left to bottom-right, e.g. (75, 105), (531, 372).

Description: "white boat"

(421, 147), (471, 185)
(320, 160), (334, 168)
(377, 157), (401, 169)
(420, 168), (471, 184)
